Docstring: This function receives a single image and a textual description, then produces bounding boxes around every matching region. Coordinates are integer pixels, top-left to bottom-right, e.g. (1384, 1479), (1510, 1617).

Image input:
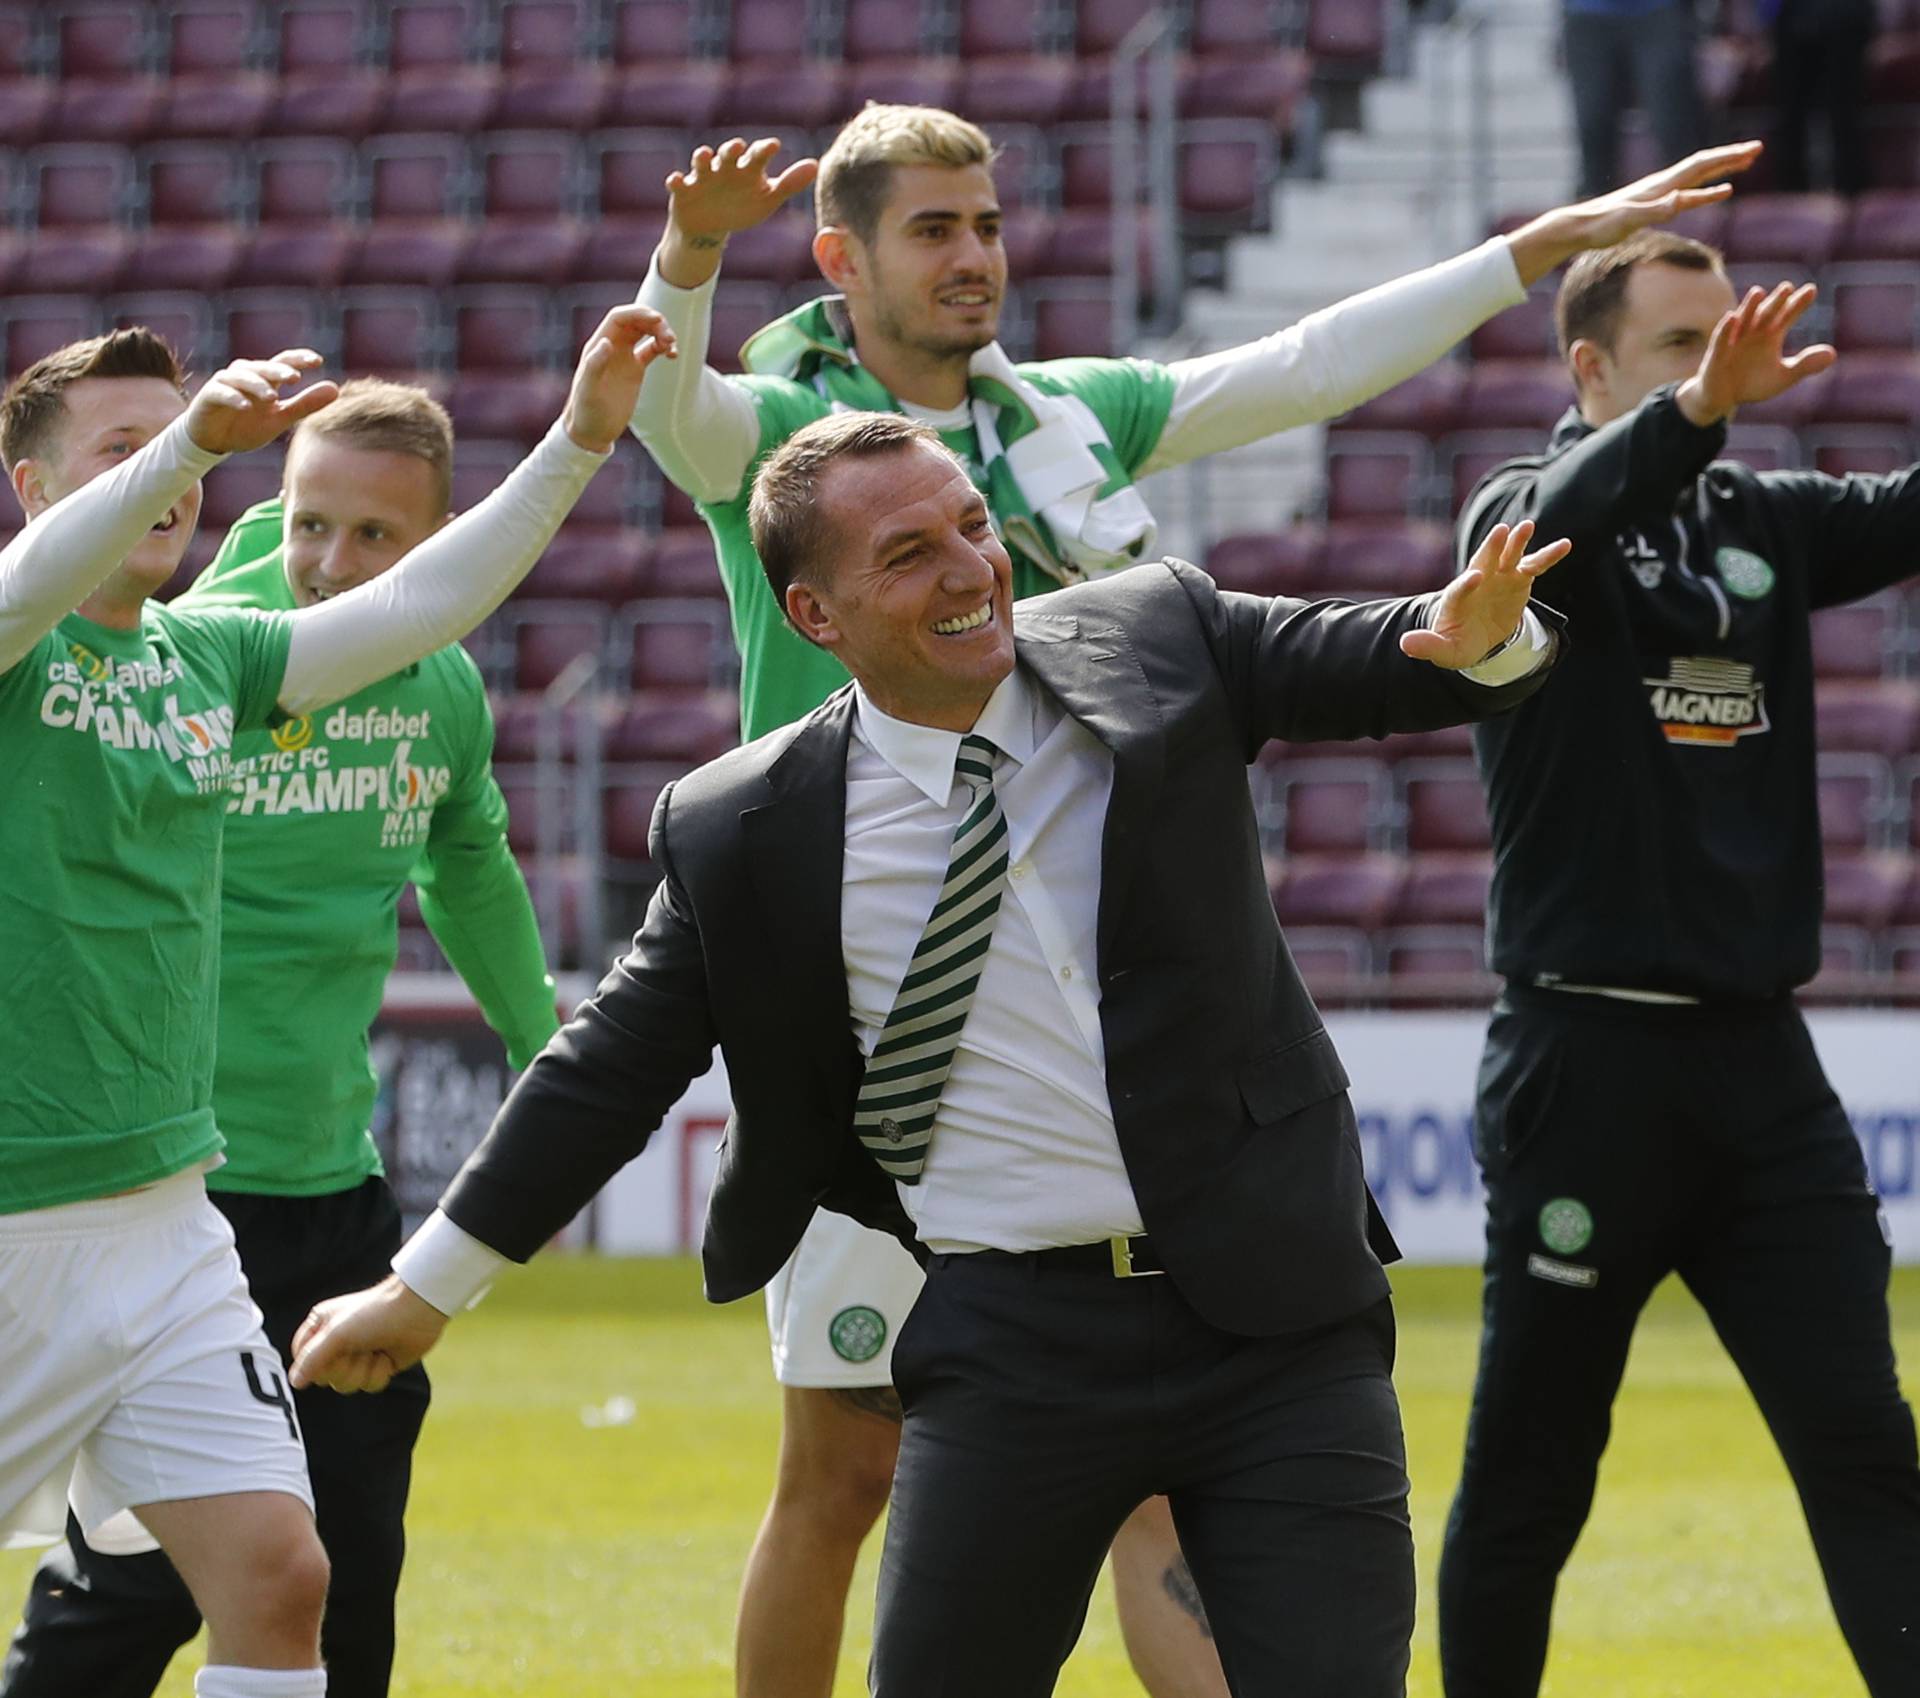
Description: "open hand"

(1402, 520), (1570, 668)
(289, 1275), (449, 1395)
(185, 350), (337, 456)
(1676, 281), (1837, 426)
(667, 136), (819, 243)
(561, 303), (679, 453)
(1507, 141), (1761, 286)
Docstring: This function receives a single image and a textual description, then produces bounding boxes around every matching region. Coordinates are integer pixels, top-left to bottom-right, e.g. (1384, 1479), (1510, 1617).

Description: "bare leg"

(133, 1493), (328, 1671)
(1111, 1497), (1231, 1698)
(735, 1386), (900, 1698)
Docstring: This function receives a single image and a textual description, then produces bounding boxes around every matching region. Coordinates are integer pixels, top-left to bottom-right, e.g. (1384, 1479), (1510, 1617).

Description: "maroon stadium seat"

(1270, 852), (1405, 930)
(1736, 360), (1834, 427)
(714, 60), (846, 131)
(1277, 927), (1373, 998)
(1468, 291), (1558, 364)
(603, 59), (726, 130)
(381, 0), (498, 132)
(1815, 678), (1920, 756)
(447, 436), (522, 514)
(462, 134), (586, 284)
(1817, 753), (1892, 849)
(107, 291), (216, 364)
(511, 603), (608, 691)
(3, 298), (101, 375)
(0, 68), (52, 150)
(444, 370), (570, 438)
(1022, 285), (1105, 361)
(1177, 52), (1312, 138)
(1392, 851), (1493, 926)
(569, 216), (669, 287)
(1810, 595), (1902, 679)
(153, 1), (275, 140)
(1458, 359), (1574, 431)
(843, 0), (943, 61)
(1335, 363), (1463, 437)
(48, 3), (163, 143)
(1807, 426), (1913, 479)
(1276, 762), (1389, 854)
(348, 222), (469, 287)
(719, 208), (817, 285)
(1821, 849), (1913, 929)
(237, 221), (357, 289)
(365, 134), (465, 219)
(518, 527), (652, 601)
(1443, 430), (1547, 516)
(624, 600), (732, 692)
(841, 58), (964, 113)
(142, 145), (242, 224)
(1381, 926), (1490, 984)
(957, 0), (1047, 59)
(1401, 759), (1491, 852)
(591, 129), (684, 219)
(1324, 432), (1431, 521)
(1189, 0), (1282, 56)
(28, 145), (130, 227)
(125, 221), (247, 290)
(1811, 351), (1920, 428)
(1827, 265), (1920, 351)
(699, 285), (783, 373)
(1721, 422), (1802, 472)
(1179, 125), (1275, 229)
(604, 768), (671, 862)
(1205, 527), (1326, 598)
(1307, 0), (1388, 77)
(565, 437), (646, 529)
(268, 0), (385, 137)
(1320, 519), (1452, 599)
(1380, 723), (1475, 761)
(657, 476), (701, 531)
(493, 0), (606, 131)
(255, 138), (357, 223)
(605, 692), (739, 764)
(647, 530), (724, 599)
(451, 288), (556, 371)
(198, 455), (286, 530)
(1838, 190), (1920, 261)
(8, 228), (130, 295)
(1870, 30), (1920, 102)
(958, 56), (1074, 125)
(339, 288), (441, 373)
(224, 289), (334, 364)
(1722, 192), (1847, 267)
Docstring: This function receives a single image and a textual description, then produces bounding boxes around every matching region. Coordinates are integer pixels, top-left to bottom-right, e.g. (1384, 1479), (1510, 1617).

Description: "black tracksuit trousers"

(1438, 985), (1920, 1696)
(0, 1178), (430, 1698)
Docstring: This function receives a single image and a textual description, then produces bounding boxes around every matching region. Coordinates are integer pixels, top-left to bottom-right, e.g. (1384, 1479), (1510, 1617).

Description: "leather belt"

(1022, 1233), (1167, 1278)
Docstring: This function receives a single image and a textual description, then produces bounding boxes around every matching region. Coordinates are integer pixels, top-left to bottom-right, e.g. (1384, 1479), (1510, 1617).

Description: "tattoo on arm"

(1161, 1556), (1214, 1640)
(829, 1384), (904, 1424)
(687, 234), (725, 250)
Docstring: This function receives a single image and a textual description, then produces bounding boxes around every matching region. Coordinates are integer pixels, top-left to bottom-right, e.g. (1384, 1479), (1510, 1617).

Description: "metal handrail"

(533, 649), (601, 968)
(1111, 9), (1181, 352)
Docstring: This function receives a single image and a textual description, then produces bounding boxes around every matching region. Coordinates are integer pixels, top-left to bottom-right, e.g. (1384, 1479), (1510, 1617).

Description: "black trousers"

(1438, 987), (1920, 1698)
(1771, 20), (1874, 195)
(1563, 4), (1707, 199)
(869, 1252), (1414, 1697)
(0, 1177), (431, 1698)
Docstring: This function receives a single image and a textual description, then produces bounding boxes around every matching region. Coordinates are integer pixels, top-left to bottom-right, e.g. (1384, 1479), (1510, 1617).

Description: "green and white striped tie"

(853, 733), (1008, 1185)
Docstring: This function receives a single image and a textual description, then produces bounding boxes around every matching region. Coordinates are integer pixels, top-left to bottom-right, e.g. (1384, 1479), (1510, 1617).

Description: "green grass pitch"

(6, 1259), (1914, 1696)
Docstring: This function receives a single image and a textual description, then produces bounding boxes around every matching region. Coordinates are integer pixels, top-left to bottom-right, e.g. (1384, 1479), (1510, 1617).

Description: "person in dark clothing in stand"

(1437, 228), (1920, 1698)
(1563, 0), (1709, 199)
(1766, 0), (1877, 195)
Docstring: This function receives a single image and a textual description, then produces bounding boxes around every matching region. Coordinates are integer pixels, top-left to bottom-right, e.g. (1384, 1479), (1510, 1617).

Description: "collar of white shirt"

(851, 666), (1042, 801)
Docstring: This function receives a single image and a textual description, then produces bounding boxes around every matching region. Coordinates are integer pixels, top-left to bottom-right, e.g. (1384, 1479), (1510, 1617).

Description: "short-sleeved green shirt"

(0, 591), (291, 1214)
(702, 357), (1177, 740)
(176, 501), (559, 1197)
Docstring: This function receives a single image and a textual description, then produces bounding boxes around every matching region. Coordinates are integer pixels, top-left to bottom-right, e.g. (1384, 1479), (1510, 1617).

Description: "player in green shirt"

(2, 382), (562, 1698)
(627, 102), (1760, 1698)
(0, 304), (672, 1698)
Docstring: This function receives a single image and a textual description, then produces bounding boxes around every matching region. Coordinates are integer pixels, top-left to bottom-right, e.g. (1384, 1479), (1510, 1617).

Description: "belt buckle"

(1108, 1234), (1164, 1278)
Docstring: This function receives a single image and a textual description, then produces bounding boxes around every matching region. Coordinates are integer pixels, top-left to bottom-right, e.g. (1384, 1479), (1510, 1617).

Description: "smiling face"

(281, 432), (446, 607)
(785, 440), (1014, 731)
(18, 376), (200, 599)
(1571, 260), (1738, 426)
(831, 162), (1008, 366)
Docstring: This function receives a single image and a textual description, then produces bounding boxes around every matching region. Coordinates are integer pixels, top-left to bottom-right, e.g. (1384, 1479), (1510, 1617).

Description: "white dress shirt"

(394, 614), (1550, 1310)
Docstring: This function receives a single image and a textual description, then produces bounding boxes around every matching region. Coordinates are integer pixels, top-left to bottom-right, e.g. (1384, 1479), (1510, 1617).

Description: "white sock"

(195, 1667), (326, 1698)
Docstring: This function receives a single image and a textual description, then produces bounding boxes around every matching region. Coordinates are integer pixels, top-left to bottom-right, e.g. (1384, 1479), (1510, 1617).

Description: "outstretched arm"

(629, 137), (816, 504)
(0, 352), (334, 676)
(1141, 143), (1759, 475)
(276, 305), (676, 715)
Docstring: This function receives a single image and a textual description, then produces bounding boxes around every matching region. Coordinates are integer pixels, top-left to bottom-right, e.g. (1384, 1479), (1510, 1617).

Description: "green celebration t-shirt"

(174, 500), (560, 1197)
(700, 357), (1177, 741)
(0, 587), (292, 1215)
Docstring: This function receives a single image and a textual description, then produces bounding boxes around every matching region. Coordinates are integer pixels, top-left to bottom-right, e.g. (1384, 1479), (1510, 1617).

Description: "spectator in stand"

(1563, 0), (1710, 198)
(1765, 0), (1877, 195)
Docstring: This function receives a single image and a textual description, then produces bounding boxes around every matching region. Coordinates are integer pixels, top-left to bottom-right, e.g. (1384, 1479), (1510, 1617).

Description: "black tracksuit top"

(1461, 384), (1920, 1001)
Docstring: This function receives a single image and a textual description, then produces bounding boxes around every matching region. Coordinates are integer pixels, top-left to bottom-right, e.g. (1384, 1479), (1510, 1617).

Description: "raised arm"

(629, 136), (817, 503)
(1141, 142), (1760, 475)
(290, 788), (720, 1392)
(0, 352), (334, 675)
(276, 304), (675, 716)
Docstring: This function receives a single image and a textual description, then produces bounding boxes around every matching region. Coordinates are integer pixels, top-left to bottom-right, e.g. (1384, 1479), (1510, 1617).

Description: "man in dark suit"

(290, 411), (1568, 1697)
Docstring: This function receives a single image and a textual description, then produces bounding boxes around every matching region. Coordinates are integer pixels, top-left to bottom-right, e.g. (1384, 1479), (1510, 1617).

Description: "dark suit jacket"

(444, 561), (1561, 1337)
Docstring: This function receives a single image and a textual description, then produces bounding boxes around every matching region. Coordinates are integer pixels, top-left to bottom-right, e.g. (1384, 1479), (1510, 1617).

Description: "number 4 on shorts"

(241, 1350), (302, 1442)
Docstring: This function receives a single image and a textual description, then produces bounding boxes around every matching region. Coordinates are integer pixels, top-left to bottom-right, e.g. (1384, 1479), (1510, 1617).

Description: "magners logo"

(1643, 656), (1769, 747)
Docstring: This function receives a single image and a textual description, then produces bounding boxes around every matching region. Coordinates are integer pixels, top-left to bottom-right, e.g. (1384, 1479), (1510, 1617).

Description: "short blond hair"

(288, 377), (454, 516)
(816, 103), (997, 246)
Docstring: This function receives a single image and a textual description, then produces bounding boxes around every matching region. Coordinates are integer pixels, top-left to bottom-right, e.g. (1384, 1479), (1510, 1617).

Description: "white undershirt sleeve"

(1459, 606), (1552, 686)
(626, 259), (765, 505)
(1140, 237), (1527, 475)
(277, 422), (605, 715)
(392, 1208), (510, 1316)
(0, 414), (223, 676)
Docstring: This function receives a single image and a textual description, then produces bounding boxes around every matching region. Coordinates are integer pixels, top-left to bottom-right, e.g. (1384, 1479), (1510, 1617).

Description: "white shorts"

(0, 1169), (314, 1551)
(764, 1209), (926, 1387)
